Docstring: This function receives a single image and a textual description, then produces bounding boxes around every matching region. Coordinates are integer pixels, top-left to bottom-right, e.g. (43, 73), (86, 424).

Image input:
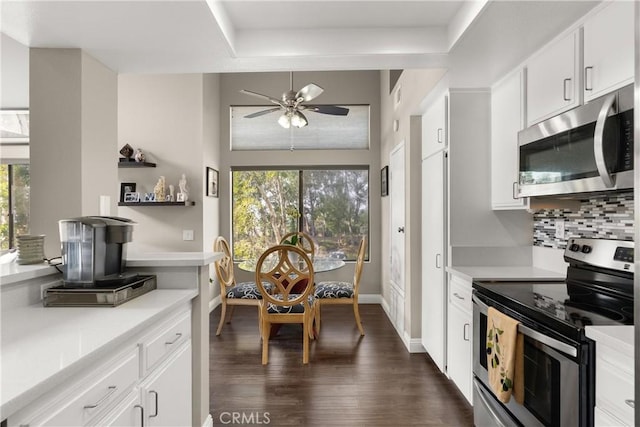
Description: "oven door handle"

(472, 293), (578, 358)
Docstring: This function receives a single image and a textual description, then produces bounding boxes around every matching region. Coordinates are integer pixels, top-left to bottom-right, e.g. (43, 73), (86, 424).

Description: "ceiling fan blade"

(239, 89), (283, 106)
(296, 83), (324, 102)
(244, 107), (282, 118)
(305, 105), (349, 116)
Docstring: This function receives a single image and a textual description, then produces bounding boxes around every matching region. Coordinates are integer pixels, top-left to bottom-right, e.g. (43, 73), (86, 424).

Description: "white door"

(421, 150), (447, 372)
(390, 142), (405, 296)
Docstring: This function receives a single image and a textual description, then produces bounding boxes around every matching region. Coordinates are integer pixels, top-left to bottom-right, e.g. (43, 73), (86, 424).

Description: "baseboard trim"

(209, 296), (221, 313)
(358, 293), (382, 304)
(408, 337), (426, 353)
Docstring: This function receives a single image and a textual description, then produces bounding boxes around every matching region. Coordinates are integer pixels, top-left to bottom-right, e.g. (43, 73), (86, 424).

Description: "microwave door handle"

(593, 92), (617, 188)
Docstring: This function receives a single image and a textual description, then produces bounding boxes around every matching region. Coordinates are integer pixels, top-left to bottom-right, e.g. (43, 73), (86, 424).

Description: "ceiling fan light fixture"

(291, 111), (308, 128)
(278, 113), (291, 129)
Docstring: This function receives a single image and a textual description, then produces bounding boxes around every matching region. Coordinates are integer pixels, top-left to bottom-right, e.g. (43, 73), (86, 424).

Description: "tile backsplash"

(533, 192), (634, 249)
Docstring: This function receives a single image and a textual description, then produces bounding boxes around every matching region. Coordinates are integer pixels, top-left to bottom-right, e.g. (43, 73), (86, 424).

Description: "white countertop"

(126, 251), (222, 267)
(585, 325), (634, 356)
(0, 288), (197, 419)
(0, 262), (59, 286)
(446, 265), (566, 282)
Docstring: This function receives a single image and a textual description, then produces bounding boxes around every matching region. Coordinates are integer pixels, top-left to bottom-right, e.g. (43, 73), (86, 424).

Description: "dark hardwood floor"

(209, 304), (473, 426)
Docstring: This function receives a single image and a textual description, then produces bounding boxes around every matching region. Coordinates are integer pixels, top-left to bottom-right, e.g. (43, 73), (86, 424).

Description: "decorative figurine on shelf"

(154, 176), (166, 202)
(167, 184), (175, 202)
(134, 148), (146, 163)
(119, 143), (134, 162)
(178, 174), (189, 201)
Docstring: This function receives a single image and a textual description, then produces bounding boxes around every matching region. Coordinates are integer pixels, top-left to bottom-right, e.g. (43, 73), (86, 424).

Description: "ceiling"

(1, 0), (599, 84)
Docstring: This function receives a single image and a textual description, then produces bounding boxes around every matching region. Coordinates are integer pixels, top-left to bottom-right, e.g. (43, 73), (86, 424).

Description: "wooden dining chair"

(255, 244), (316, 364)
(280, 231), (316, 260)
(314, 236), (366, 336)
(213, 236), (269, 336)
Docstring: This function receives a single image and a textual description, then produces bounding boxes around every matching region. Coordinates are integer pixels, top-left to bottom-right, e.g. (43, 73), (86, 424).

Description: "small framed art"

(206, 167), (219, 197)
(381, 166), (389, 197)
(120, 182), (136, 202)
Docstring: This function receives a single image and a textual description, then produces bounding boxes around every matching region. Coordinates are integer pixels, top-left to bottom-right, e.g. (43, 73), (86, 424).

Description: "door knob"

(398, 227), (405, 233)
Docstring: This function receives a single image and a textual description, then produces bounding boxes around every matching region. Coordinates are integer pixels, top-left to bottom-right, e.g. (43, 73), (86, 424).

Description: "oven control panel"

(565, 238), (634, 273)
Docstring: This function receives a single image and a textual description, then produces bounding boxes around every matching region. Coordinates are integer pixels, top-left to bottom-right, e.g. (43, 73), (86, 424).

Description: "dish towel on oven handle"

(486, 306), (524, 404)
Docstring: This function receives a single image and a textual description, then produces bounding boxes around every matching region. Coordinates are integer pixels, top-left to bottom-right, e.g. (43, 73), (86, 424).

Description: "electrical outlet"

(183, 230), (194, 241)
(555, 219), (565, 239)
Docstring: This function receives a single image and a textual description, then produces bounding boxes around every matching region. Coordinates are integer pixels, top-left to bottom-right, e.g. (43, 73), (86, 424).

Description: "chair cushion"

(266, 294), (314, 314)
(226, 282), (272, 299)
(314, 281), (354, 299)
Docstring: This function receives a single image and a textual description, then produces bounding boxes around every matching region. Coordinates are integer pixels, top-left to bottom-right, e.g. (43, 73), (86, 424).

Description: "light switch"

(183, 230), (194, 241)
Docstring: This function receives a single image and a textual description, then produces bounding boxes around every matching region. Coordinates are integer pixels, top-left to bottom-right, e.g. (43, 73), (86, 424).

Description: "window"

(0, 164), (30, 250)
(232, 168), (369, 262)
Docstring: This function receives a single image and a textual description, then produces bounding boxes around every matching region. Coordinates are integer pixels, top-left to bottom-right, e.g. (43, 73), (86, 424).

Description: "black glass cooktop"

(473, 279), (633, 342)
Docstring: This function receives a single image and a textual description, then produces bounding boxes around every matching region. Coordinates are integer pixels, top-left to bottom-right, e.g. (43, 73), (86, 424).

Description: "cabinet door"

(526, 29), (581, 126)
(421, 151), (446, 373)
(421, 94), (447, 159)
(447, 303), (472, 404)
(96, 392), (143, 427)
(142, 342), (192, 427)
(583, 1), (634, 102)
(491, 70), (529, 210)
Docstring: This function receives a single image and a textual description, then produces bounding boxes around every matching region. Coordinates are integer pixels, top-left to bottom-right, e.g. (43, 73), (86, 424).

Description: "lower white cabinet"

(388, 284), (405, 336)
(9, 306), (192, 427)
(446, 274), (473, 404)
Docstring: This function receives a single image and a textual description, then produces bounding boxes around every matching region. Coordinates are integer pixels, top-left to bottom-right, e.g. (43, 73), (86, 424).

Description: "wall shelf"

(118, 201), (195, 207)
(118, 161), (157, 168)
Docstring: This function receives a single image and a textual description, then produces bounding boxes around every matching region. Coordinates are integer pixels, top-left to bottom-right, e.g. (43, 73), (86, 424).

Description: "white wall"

(29, 49), (118, 258)
(1, 33), (29, 109)
(117, 74), (209, 252)
(218, 71), (382, 295)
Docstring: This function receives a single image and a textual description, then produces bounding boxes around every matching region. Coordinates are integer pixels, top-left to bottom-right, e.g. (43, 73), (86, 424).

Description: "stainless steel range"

(472, 238), (633, 427)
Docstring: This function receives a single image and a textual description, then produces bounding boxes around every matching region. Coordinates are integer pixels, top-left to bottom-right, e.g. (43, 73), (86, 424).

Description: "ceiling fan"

(239, 72), (349, 129)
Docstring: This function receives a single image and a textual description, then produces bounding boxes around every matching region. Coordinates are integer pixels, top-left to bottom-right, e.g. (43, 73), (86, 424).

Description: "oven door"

(472, 293), (583, 427)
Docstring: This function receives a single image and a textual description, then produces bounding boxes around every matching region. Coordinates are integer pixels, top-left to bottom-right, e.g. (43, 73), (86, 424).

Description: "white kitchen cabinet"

(583, 1), (634, 103)
(141, 341), (192, 427)
(526, 29), (581, 126)
(388, 284), (405, 336)
(421, 150), (447, 373)
(421, 93), (447, 159)
(94, 392), (143, 427)
(491, 69), (529, 210)
(446, 274), (472, 404)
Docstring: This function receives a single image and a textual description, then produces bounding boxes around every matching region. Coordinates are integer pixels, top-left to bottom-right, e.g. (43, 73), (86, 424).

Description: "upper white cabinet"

(491, 69), (529, 210)
(583, 1), (634, 102)
(421, 94), (447, 159)
(526, 29), (581, 126)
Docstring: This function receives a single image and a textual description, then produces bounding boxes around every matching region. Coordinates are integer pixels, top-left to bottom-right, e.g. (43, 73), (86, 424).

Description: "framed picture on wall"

(206, 167), (219, 197)
(120, 182), (136, 202)
(381, 166), (389, 197)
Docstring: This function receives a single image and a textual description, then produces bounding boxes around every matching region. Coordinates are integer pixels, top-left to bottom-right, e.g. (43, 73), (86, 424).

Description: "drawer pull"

(453, 292), (465, 300)
(135, 404), (144, 427)
(150, 390), (159, 417)
(83, 386), (117, 409)
(625, 399), (635, 408)
(463, 323), (470, 341)
(165, 332), (182, 345)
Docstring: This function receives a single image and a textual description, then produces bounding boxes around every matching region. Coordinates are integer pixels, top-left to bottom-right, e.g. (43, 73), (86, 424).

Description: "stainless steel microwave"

(517, 84), (633, 198)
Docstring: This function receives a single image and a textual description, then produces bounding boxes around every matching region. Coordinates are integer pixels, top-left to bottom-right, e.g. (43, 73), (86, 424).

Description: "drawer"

(449, 274), (472, 312)
(594, 406), (628, 427)
(595, 345), (634, 426)
(142, 310), (191, 374)
(13, 347), (139, 426)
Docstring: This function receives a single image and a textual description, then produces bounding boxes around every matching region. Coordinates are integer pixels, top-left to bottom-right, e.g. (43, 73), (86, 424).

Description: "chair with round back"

(280, 231), (316, 260)
(255, 244), (316, 364)
(314, 236), (366, 336)
(213, 236), (266, 336)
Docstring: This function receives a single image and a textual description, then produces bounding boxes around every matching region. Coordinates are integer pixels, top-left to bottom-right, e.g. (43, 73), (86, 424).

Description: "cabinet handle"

(463, 323), (470, 341)
(512, 181), (518, 200)
(453, 292), (465, 301)
(150, 390), (159, 417)
(165, 332), (182, 345)
(437, 128), (443, 144)
(584, 66), (593, 91)
(625, 399), (635, 408)
(435, 254), (441, 269)
(83, 385), (117, 409)
(563, 78), (571, 101)
(135, 404), (144, 427)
